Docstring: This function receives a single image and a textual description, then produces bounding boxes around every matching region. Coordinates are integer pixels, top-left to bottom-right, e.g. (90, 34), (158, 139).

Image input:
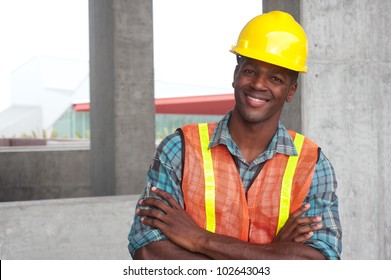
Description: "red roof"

(74, 94), (235, 115)
(73, 103), (90, 112)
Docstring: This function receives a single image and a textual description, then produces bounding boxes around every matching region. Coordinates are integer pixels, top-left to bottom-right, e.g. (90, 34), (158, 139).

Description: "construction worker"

(128, 11), (342, 259)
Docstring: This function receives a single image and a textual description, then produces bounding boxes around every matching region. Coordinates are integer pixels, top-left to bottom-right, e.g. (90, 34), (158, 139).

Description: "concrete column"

(265, 0), (391, 259)
(89, 0), (155, 196)
(301, 0), (391, 259)
(263, 0), (300, 21)
(263, 0), (302, 133)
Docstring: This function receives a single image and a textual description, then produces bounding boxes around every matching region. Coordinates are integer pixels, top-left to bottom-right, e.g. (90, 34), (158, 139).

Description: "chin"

(241, 113), (268, 124)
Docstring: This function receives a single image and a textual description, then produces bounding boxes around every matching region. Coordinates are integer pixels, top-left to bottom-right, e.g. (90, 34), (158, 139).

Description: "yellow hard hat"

(231, 11), (308, 73)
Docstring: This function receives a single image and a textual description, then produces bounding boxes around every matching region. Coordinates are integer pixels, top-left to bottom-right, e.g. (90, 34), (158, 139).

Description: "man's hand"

(273, 203), (322, 243)
(137, 186), (206, 252)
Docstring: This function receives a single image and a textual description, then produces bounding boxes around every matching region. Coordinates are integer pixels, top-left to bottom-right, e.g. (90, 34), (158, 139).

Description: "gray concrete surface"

(0, 147), (90, 202)
(0, 195), (137, 259)
(301, 0), (391, 259)
(89, 0), (155, 197)
(263, 0), (391, 259)
(263, 0), (302, 133)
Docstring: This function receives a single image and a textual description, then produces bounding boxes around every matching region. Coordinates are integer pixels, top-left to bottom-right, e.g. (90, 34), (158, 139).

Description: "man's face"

(232, 57), (298, 126)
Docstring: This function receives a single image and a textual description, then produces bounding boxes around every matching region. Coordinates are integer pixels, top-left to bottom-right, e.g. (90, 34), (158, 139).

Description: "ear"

(286, 82), (298, 103)
(232, 65), (239, 87)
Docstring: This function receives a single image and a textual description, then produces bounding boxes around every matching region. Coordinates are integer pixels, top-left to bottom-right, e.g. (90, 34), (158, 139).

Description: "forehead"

(240, 57), (294, 75)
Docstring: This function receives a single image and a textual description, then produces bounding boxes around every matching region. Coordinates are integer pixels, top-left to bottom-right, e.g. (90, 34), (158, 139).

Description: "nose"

(250, 75), (268, 91)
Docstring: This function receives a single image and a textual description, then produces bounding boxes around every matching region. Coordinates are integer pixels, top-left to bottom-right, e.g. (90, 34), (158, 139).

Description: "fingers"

(139, 196), (171, 213)
(289, 216), (323, 242)
(292, 222), (323, 243)
(278, 204), (311, 235)
(136, 186), (182, 227)
(150, 187), (182, 210)
(273, 203), (324, 243)
(138, 186), (181, 211)
(290, 203), (311, 220)
(295, 215), (322, 227)
(137, 198), (171, 230)
(138, 202), (166, 218)
(286, 204), (322, 229)
(293, 231), (313, 243)
(282, 204), (310, 232)
(295, 221), (323, 235)
(139, 214), (166, 230)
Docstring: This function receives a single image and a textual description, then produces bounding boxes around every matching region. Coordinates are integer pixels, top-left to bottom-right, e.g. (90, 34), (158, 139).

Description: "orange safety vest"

(180, 123), (318, 244)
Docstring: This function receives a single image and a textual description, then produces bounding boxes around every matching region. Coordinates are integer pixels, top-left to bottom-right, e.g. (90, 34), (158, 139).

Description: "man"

(128, 10), (342, 260)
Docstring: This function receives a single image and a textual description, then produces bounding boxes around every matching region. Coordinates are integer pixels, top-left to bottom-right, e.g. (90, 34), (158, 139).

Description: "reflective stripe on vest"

(197, 123), (306, 235)
(198, 123), (216, 232)
(276, 132), (305, 234)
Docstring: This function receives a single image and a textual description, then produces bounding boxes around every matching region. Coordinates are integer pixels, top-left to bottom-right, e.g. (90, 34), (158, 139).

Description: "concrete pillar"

(263, 0), (302, 133)
(265, 0), (391, 259)
(263, 0), (300, 22)
(301, 1), (391, 259)
(89, 0), (155, 196)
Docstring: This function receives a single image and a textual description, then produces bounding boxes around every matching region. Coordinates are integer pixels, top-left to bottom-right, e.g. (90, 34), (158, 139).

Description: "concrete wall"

(89, 0), (155, 197)
(0, 147), (90, 202)
(0, 195), (137, 259)
(301, 0), (391, 259)
(263, 0), (391, 259)
(263, 0), (302, 133)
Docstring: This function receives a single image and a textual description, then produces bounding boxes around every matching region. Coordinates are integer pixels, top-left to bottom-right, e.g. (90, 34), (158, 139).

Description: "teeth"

(248, 96), (267, 103)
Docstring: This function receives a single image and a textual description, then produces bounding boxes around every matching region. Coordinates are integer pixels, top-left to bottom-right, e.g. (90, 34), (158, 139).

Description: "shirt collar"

(209, 112), (298, 164)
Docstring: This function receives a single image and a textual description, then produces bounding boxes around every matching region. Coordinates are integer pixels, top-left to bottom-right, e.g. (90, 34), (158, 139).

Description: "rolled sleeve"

(303, 151), (342, 259)
(127, 132), (183, 258)
(127, 183), (168, 257)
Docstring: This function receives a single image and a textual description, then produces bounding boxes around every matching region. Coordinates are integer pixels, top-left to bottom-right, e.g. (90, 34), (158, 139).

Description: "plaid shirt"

(128, 112), (342, 259)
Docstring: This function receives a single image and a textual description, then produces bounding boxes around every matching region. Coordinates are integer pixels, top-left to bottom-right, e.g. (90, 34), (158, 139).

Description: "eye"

(242, 69), (256, 75)
(271, 76), (284, 84)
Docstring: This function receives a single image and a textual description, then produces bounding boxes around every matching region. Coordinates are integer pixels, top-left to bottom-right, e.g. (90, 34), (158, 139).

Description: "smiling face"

(232, 56), (298, 127)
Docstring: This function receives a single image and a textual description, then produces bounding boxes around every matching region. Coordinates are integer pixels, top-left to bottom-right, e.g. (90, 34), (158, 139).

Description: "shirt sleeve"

(303, 151), (342, 259)
(127, 132), (184, 258)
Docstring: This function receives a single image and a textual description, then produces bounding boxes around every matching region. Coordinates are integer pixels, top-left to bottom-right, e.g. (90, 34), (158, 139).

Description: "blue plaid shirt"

(128, 112), (342, 259)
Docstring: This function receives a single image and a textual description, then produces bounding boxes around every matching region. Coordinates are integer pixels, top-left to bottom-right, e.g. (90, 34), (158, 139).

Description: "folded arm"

(136, 187), (325, 260)
(134, 239), (211, 260)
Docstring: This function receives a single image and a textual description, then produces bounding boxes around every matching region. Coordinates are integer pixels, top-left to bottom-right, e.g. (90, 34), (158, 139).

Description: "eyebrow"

(242, 60), (259, 69)
(242, 58), (294, 80)
(270, 70), (288, 77)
